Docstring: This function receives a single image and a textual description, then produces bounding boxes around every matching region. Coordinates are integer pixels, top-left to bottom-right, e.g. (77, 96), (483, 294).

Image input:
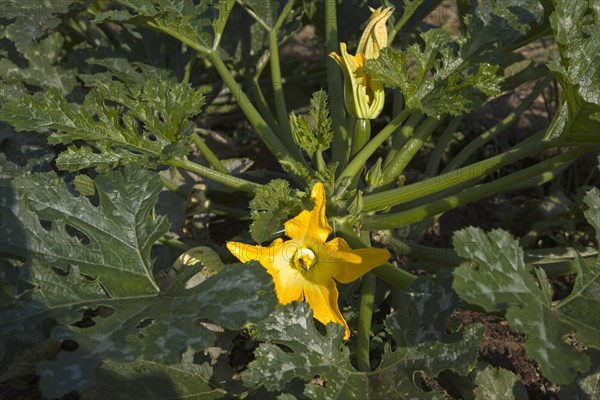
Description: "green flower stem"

(156, 236), (192, 252)
(192, 131), (227, 173)
(159, 173), (187, 198)
(159, 174), (249, 219)
(352, 119), (371, 156)
(268, 28), (296, 153)
(376, 231), (465, 266)
(372, 263), (417, 288)
(167, 158), (261, 193)
(357, 272), (376, 372)
(361, 147), (587, 229)
(326, 0), (350, 170)
(315, 150), (326, 173)
(336, 109), (412, 190)
(382, 112), (425, 170)
(362, 138), (555, 212)
(425, 116), (462, 177)
(333, 219), (417, 288)
(250, 75), (280, 132)
(380, 116), (441, 186)
(445, 76), (552, 171)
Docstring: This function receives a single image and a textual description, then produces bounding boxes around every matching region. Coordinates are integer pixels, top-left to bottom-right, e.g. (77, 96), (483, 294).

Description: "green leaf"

(1, 167), (167, 298)
(244, 302), (482, 399)
(0, 77), (204, 172)
(451, 225), (598, 384)
(32, 263), (275, 398)
(95, 0), (236, 53)
(249, 179), (303, 243)
(461, 0), (547, 63)
(0, 32), (78, 97)
(0, 1), (82, 49)
(0, 165), (277, 397)
(385, 270), (465, 346)
(86, 349), (227, 399)
(365, 29), (503, 118)
(473, 365), (528, 400)
(546, 0), (600, 143)
(558, 349), (600, 400)
(291, 90), (333, 156)
(553, 188), (600, 349)
(73, 174), (97, 197)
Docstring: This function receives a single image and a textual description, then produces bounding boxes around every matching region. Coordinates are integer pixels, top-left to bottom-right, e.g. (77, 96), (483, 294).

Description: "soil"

(455, 311), (561, 399)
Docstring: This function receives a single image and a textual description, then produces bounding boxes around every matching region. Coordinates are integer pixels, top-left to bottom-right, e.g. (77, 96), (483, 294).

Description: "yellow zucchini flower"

(227, 183), (390, 339)
(330, 6), (393, 119)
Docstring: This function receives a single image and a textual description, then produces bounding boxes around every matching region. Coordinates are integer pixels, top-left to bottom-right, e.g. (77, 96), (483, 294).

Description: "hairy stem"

(362, 147), (587, 229)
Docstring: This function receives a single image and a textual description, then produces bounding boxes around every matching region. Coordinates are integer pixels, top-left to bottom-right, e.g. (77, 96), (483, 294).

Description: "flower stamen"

(293, 247), (316, 271)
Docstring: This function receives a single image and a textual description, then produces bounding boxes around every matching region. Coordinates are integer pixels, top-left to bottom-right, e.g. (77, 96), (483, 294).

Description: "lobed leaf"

(546, 0), (600, 143)
(85, 349), (226, 399)
(244, 302), (482, 399)
(290, 90), (333, 156)
(249, 179), (303, 243)
(473, 365), (528, 400)
(365, 29), (503, 118)
(0, 77), (204, 172)
(0, 165), (276, 397)
(452, 198), (600, 384)
(385, 270), (465, 346)
(94, 0), (236, 53)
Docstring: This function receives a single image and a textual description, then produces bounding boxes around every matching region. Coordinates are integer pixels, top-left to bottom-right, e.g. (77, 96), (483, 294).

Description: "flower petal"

(284, 182), (332, 246)
(320, 237), (390, 284)
(357, 6), (393, 59)
(227, 239), (303, 304)
(303, 275), (350, 340)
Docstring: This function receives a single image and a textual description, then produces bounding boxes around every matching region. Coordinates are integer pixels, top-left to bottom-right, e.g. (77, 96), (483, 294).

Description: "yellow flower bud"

(329, 7), (393, 120)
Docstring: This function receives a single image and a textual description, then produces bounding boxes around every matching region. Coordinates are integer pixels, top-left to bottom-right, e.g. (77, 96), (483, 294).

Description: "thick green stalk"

(250, 77), (280, 131)
(268, 28), (296, 154)
(167, 158), (261, 193)
(376, 231), (465, 266)
(352, 119), (371, 156)
(377, 231), (598, 277)
(357, 273), (376, 372)
(336, 109), (412, 190)
(425, 116), (462, 177)
(159, 173), (187, 198)
(362, 147), (587, 229)
(383, 112), (425, 170)
(380, 116), (441, 186)
(192, 131), (227, 173)
(156, 236), (192, 252)
(445, 76), (551, 171)
(362, 139), (555, 212)
(372, 263), (417, 288)
(326, 0), (350, 170)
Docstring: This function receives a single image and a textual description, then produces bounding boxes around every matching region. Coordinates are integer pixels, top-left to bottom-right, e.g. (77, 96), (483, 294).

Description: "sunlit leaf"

(546, 0), (600, 143)
(244, 302), (482, 399)
(365, 29), (503, 118)
(473, 365), (528, 400)
(452, 206), (600, 384)
(0, 77), (204, 172)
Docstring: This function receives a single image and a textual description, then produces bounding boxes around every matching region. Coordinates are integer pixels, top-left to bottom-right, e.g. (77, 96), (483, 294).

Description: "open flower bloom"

(330, 7), (393, 119)
(227, 183), (390, 339)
